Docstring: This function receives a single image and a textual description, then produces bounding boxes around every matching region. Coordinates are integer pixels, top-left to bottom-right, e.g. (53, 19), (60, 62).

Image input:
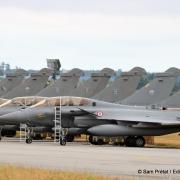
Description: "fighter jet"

(68, 68), (115, 97)
(0, 96), (180, 147)
(3, 68), (53, 99)
(37, 68), (83, 97)
(120, 68), (180, 106)
(92, 67), (146, 102)
(0, 69), (28, 97)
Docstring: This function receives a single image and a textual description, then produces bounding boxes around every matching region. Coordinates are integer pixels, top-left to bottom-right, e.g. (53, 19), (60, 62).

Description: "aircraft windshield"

(31, 96), (92, 108)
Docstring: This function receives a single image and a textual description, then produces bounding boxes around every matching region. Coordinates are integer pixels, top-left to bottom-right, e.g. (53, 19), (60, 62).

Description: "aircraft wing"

(96, 114), (180, 125)
(73, 107), (180, 125)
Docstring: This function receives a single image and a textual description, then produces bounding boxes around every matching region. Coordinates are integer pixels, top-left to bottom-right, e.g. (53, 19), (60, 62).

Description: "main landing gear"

(124, 136), (145, 147)
(89, 135), (145, 147)
(89, 135), (106, 145)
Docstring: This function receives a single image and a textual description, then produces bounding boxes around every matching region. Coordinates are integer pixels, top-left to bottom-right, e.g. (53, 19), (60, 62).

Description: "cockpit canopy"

(31, 96), (93, 107)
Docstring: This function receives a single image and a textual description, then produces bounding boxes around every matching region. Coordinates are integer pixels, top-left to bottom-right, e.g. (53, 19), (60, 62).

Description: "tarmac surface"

(0, 141), (180, 179)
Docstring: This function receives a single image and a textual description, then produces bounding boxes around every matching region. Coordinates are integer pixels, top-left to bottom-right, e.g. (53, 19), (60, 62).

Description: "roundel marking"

(96, 111), (103, 117)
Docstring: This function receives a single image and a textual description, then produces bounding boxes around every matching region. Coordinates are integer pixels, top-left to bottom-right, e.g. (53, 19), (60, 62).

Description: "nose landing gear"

(60, 137), (66, 146)
(25, 127), (33, 144)
(59, 128), (68, 146)
(26, 137), (33, 144)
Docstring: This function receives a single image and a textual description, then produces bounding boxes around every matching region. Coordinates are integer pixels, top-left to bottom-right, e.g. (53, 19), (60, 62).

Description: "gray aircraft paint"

(1, 97), (180, 137)
(92, 67), (146, 102)
(37, 68), (83, 97)
(69, 68), (115, 98)
(87, 124), (180, 136)
(0, 69), (28, 97)
(120, 68), (180, 106)
(3, 68), (52, 99)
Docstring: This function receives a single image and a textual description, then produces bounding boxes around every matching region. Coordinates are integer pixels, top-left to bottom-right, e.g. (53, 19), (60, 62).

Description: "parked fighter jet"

(120, 68), (180, 106)
(92, 67), (146, 102)
(3, 68), (52, 99)
(68, 68), (115, 97)
(0, 96), (180, 147)
(37, 68), (83, 97)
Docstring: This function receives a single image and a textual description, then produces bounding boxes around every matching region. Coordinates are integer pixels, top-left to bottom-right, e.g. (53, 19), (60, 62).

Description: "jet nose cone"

(0, 111), (29, 125)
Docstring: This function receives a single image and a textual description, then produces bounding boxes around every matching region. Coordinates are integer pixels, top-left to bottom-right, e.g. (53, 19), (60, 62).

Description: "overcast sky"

(0, 0), (180, 71)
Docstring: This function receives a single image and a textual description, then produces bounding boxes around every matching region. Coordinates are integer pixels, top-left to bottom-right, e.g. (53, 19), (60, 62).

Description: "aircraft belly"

(87, 124), (180, 136)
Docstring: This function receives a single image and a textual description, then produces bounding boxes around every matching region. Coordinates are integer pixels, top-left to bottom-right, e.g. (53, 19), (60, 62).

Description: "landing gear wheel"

(135, 136), (145, 147)
(60, 138), (66, 146)
(26, 137), (32, 144)
(125, 136), (136, 147)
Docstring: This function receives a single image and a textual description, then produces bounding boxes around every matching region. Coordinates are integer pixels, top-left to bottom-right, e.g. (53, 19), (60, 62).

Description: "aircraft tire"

(26, 138), (32, 144)
(125, 136), (136, 147)
(135, 136), (145, 147)
(60, 138), (66, 146)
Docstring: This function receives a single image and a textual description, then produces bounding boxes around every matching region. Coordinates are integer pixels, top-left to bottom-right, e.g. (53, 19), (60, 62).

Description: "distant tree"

(137, 73), (154, 89)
